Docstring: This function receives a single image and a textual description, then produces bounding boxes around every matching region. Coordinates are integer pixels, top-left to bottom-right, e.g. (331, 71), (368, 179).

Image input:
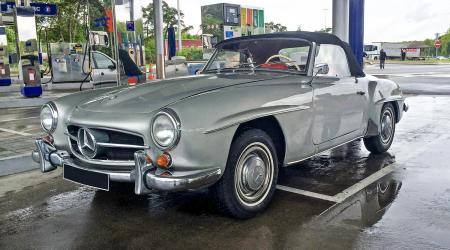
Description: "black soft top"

(217, 31), (365, 77)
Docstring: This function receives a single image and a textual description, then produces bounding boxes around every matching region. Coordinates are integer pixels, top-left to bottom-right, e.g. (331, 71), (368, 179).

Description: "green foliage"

(142, 1), (187, 38)
(142, 1), (196, 63)
(145, 37), (156, 63)
(438, 28), (450, 57)
(36, 0), (93, 43)
(265, 22), (287, 33)
(182, 33), (201, 40)
(317, 27), (332, 33)
(176, 47), (203, 61)
(425, 28), (450, 57)
(6, 27), (16, 53)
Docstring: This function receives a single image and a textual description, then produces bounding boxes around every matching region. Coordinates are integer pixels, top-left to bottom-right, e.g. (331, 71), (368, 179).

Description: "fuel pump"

(15, 6), (42, 97)
(201, 3), (265, 59)
(201, 3), (241, 46)
(0, 26), (11, 86)
(114, 0), (146, 85)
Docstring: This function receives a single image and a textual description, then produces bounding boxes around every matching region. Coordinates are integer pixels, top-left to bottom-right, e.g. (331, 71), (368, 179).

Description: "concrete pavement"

(366, 64), (450, 95)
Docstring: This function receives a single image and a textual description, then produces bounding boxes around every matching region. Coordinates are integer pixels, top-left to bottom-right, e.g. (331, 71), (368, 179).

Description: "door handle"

(101, 72), (105, 76)
(356, 91), (365, 95)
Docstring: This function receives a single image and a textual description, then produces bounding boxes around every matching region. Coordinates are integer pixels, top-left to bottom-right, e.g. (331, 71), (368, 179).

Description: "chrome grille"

(67, 125), (147, 166)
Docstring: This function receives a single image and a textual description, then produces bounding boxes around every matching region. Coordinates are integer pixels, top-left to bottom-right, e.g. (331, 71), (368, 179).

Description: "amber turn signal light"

(156, 153), (171, 168)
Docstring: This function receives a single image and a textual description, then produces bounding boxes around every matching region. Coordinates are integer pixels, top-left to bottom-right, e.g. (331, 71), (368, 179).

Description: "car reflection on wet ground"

(1, 95), (450, 249)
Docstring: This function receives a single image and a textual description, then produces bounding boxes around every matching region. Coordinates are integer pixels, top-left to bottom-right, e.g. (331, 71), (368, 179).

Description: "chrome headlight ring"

(151, 109), (181, 150)
(40, 102), (58, 133)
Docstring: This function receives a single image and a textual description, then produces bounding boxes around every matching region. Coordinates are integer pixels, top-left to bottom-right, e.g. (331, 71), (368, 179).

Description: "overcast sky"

(141, 0), (450, 42)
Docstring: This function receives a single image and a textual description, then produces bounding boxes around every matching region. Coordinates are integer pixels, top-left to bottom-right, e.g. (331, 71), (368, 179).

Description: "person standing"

(401, 49), (407, 61)
(380, 49), (387, 69)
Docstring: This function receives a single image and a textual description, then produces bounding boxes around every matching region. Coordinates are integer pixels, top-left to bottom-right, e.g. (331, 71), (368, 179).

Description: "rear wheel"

(211, 129), (278, 219)
(364, 103), (396, 154)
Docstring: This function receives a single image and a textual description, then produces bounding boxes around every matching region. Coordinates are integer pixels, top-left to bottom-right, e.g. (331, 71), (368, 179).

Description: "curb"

(0, 153), (39, 177)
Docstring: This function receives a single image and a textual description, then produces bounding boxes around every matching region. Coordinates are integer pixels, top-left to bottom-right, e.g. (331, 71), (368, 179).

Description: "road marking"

(0, 153), (31, 161)
(0, 116), (39, 123)
(276, 185), (340, 203)
(333, 164), (395, 202)
(375, 73), (450, 78)
(277, 164), (394, 203)
(0, 127), (32, 136)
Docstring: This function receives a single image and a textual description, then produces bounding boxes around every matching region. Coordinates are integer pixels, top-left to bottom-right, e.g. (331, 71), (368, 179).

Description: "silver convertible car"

(33, 32), (407, 218)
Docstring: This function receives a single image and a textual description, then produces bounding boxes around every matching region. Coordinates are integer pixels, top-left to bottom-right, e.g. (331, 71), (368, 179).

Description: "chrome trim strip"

(286, 137), (363, 166)
(69, 146), (136, 167)
(96, 142), (150, 149)
(67, 124), (145, 139)
(204, 106), (311, 134)
(65, 132), (77, 141)
(375, 95), (405, 105)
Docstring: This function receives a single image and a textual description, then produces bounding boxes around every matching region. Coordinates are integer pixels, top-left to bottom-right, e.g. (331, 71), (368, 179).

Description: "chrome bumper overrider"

(32, 139), (222, 194)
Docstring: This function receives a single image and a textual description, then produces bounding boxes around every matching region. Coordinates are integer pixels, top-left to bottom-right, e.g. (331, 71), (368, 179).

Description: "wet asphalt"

(1, 64), (450, 249)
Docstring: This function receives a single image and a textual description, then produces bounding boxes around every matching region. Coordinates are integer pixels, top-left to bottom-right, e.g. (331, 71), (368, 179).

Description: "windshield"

(204, 38), (311, 74)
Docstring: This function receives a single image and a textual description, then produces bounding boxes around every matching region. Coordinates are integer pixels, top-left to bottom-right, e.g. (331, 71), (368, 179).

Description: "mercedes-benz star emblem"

(77, 128), (97, 159)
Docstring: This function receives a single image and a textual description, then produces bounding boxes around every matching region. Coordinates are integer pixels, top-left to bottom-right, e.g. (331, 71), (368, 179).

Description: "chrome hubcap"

(242, 154), (266, 192)
(381, 110), (394, 144)
(235, 143), (274, 207)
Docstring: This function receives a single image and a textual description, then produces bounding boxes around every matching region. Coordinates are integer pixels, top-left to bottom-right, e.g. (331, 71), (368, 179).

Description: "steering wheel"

(265, 54), (301, 71)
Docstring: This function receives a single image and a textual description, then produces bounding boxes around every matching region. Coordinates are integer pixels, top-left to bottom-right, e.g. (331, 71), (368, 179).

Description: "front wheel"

(211, 129), (278, 219)
(364, 103), (396, 154)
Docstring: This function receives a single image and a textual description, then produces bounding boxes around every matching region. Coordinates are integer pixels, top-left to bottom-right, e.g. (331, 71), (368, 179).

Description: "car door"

(91, 51), (117, 85)
(312, 44), (366, 146)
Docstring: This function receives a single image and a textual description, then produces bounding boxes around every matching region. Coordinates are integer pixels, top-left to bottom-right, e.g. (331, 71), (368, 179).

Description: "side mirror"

(314, 63), (329, 75)
(108, 64), (116, 70)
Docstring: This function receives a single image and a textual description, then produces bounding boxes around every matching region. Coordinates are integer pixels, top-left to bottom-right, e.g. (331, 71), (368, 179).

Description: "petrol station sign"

(30, 2), (57, 16)
(0, 2), (57, 16)
(0, 2), (15, 13)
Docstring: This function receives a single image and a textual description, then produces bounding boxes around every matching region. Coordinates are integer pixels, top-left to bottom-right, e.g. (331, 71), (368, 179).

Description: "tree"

(142, 1), (187, 38)
(265, 22), (287, 33)
(317, 27), (332, 33)
(35, 0), (96, 43)
(424, 27), (450, 57)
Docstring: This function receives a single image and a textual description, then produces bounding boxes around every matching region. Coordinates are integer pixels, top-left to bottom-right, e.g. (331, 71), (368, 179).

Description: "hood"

(77, 72), (292, 114)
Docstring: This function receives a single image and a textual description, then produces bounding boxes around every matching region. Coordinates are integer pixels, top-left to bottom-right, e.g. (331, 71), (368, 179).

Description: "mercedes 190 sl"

(32, 32), (408, 218)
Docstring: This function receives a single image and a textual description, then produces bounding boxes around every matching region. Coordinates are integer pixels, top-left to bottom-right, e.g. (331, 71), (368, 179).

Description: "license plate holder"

(63, 164), (110, 191)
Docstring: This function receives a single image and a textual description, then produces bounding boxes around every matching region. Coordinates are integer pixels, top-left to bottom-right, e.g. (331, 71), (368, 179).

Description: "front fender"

(365, 75), (405, 137)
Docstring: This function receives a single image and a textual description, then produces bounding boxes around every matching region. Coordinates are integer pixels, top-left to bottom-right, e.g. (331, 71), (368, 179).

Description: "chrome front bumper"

(32, 139), (222, 194)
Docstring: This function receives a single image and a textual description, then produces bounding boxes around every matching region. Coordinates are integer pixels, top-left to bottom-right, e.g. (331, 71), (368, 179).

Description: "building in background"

(364, 41), (432, 60)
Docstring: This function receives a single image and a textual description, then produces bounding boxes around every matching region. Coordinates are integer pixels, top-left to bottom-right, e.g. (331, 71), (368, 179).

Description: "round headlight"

(40, 103), (58, 133)
(151, 111), (180, 150)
